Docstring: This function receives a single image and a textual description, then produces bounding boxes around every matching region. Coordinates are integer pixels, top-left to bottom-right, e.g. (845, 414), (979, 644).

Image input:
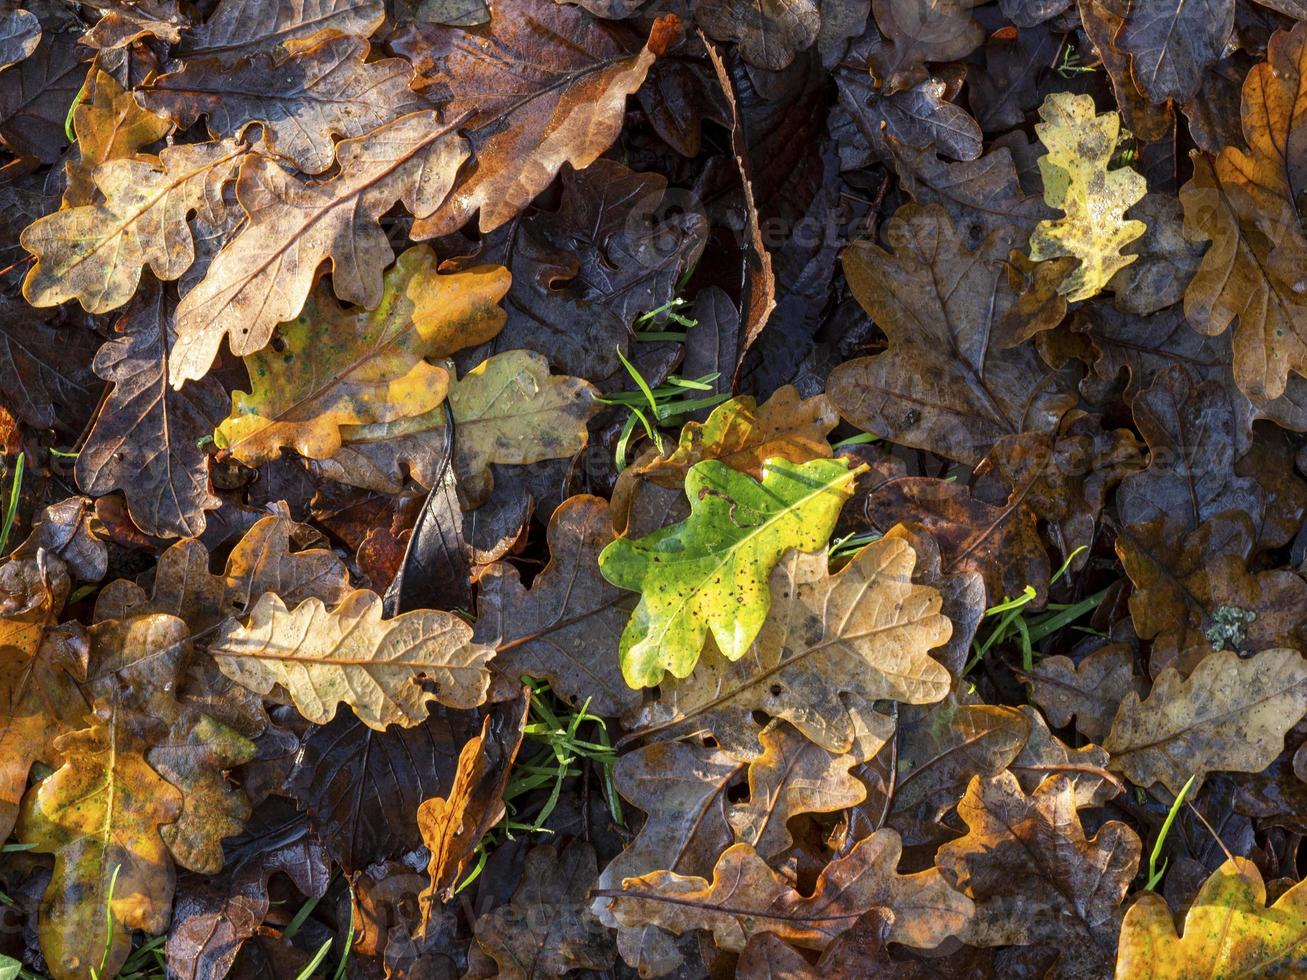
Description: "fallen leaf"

(138, 35), (427, 174)
(416, 694), (527, 904)
(76, 279), (227, 539)
(1104, 647), (1307, 794)
(179, 0), (384, 62)
(214, 245), (508, 466)
(0, 9), (39, 72)
(827, 204), (1076, 466)
(62, 69), (171, 208)
(1027, 92), (1147, 302)
(1117, 0), (1234, 103)
(599, 457), (859, 687)
(397, 4), (682, 236)
(694, 0), (818, 70)
(1115, 857), (1307, 977)
(168, 111), (467, 384)
(1022, 644), (1146, 743)
(474, 842), (616, 979)
(936, 772), (1140, 979)
(626, 538), (952, 757)
(606, 830), (974, 952)
(476, 495), (636, 716)
(210, 589), (492, 730)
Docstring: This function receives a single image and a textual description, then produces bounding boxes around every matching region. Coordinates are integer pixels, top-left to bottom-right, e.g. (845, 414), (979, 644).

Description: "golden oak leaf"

(606, 830), (973, 953)
(1027, 92), (1147, 302)
(169, 111), (468, 384)
(21, 139), (246, 314)
(627, 537), (952, 757)
(214, 245), (508, 465)
(1116, 857), (1307, 978)
(396, 3), (681, 236)
(138, 34), (426, 175)
(0, 557), (88, 842)
(1183, 22), (1307, 400)
(209, 589), (493, 730)
(1104, 647), (1307, 794)
(18, 714), (183, 980)
(63, 69), (170, 208)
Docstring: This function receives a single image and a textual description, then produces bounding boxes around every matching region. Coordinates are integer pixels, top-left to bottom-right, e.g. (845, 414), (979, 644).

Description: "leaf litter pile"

(5, 0), (1307, 978)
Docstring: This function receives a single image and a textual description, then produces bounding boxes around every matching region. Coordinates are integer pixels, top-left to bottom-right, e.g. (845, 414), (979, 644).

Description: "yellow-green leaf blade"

(599, 456), (859, 688)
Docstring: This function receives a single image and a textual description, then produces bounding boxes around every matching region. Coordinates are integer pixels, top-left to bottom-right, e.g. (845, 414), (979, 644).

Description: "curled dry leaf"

(1104, 647), (1307, 795)
(599, 457), (860, 688)
(417, 693), (527, 906)
(210, 589), (493, 730)
(606, 830), (974, 953)
(214, 245), (508, 466)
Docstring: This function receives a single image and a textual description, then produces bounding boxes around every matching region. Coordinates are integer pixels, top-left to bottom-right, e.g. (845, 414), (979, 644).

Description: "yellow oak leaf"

(1028, 92), (1146, 303)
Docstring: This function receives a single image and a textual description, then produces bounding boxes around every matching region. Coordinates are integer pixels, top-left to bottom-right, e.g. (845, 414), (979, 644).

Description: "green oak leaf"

(599, 457), (860, 688)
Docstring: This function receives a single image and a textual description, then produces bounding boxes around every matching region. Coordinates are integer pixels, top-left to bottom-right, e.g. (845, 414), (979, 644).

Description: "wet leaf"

(827, 204), (1077, 466)
(1022, 644), (1145, 743)
(473, 842), (616, 978)
(599, 457), (859, 687)
(1027, 92), (1147, 302)
(76, 279), (227, 539)
(476, 495), (636, 715)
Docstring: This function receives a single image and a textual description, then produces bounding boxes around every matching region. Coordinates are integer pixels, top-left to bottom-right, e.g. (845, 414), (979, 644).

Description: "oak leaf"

(475, 495), (636, 716)
(473, 843), (616, 979)
(1028, 92), (1147, 302)
(827, 205), (1076, 466)
(1182, 23), (1307, 400)
(694, 0), (818, 71)
(169, 111), (468, 384)
(138, 35), (427, 174)
(18, 716), (183, 980)
(214, 245), (508, 466)
(0, 557), (88, 842)
(1117, 0), (1234, 103)
(728, 719), (884, 858)
(626, 538), (952, 756)
(1022, 644), (1146, 743)
(606, 830), (973, 952)
(62, 69), (170, 208)
(0, 9), (38, 72)
(76, 279), (227, 539)
(936, 772), (1141, 979)
(209, 588), (493, 730)
(397, 3), (682, 236)
(1115, 857), (1307, 978)
(179, 0), (385, 63)
(21, 139), (246, 314)
(600, 457), (860, 688)
(1104, 647), (1307, 794)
